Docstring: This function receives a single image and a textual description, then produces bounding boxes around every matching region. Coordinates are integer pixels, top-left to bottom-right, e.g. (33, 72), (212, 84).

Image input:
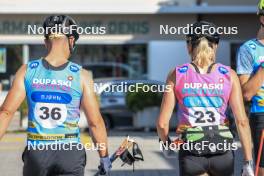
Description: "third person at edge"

(236, 0), (264, 176)
(157, 21), (254, 176)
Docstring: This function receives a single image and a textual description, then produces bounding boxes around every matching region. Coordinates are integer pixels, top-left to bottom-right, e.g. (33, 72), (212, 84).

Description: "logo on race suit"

(178, 65), (188, 73)
(30, 61), (39, 69)
(67, 76), (73, 81)
(219, 78), (224, 83)
(258, 99), (264, 107)
(32, 78), (72, 87)
(184, 82), (223, 90)
(69, 65), (79, 72)
(249, 43), (256, 50)
(218, 66), (228, 74)
(259, 56), (264, 63)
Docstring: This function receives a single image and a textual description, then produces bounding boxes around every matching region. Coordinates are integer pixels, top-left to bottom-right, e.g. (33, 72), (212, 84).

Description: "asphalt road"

(0, 132), (243, 176)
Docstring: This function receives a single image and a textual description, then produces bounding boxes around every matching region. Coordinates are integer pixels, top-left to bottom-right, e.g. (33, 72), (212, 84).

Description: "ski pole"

(255, 129), (264, 176)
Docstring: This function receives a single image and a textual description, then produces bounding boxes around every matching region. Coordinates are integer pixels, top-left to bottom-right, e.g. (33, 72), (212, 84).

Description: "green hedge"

(126, 84), (163, 112)
(20, 99), (28, 118)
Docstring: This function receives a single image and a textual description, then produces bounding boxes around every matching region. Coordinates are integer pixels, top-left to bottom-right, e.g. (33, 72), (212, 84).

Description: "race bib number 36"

(188, 107), (220, 127)
(34, 103), (67, 129)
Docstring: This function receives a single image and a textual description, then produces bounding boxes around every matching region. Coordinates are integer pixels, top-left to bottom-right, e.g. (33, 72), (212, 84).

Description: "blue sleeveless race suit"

(24, 59), (82, 145)
(237, 38), (264, 113)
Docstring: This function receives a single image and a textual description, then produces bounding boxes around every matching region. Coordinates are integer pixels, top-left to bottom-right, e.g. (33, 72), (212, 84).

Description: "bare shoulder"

(167, 68), (176, 84)
(15, 64), (27, 79)
(229, 68), (240, 86)
(18, 64), (27, 73)
(80, 68), (94, 89)
(230, 69), (238, 78)
(81, 68), (93, 81)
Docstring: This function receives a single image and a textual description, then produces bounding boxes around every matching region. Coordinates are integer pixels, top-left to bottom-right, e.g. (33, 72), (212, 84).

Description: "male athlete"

(237, 0), (264, 175)
(0, 15), (111, 175)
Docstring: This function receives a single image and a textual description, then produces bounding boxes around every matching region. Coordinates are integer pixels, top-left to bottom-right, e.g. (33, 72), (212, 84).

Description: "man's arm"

(239, 68), (264, 101)
(0, 65), (26, 140)
(229, 69), (253, 161)
(80, 69), (108, 157)
(236, 44), (264, 101)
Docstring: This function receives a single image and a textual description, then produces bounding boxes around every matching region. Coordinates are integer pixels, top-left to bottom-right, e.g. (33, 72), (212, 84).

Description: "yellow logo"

(258, 99), (264, 106)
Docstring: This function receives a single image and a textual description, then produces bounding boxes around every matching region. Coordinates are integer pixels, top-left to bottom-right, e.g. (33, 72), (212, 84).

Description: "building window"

(29, 44), (147, 79)
(0, 45), (22, 90)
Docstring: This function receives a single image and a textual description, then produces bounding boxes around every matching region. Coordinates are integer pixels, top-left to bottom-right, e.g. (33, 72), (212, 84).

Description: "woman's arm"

(156, 69), (177, 143)
(229, 69), (253, 161)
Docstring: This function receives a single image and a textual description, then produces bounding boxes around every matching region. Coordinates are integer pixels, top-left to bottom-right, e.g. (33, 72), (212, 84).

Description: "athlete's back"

(175, 63), (232, 133)
(24, 58), (82, 145)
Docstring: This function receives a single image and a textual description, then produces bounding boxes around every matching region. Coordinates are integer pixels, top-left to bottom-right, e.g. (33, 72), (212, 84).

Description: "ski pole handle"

(94, 154), (117, 176)
(94, 164), (106, 176)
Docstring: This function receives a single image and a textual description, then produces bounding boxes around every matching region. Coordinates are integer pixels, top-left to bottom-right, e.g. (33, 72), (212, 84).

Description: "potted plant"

(126, 84), (163, 130)
(19, 99), (28, 129)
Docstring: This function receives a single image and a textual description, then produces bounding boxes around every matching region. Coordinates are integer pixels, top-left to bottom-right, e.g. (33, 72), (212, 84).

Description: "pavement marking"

(0, 133), (92, 151)
(1, 137), (25, 142)
(0, 133), (91, 143)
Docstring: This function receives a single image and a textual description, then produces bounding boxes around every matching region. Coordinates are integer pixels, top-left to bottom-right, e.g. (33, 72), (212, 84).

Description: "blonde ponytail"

(192, 37), (216, 68)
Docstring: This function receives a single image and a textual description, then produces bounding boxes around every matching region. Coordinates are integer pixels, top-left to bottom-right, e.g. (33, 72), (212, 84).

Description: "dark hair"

(43, 15), (79, 41)
(186, 21), (220, 45)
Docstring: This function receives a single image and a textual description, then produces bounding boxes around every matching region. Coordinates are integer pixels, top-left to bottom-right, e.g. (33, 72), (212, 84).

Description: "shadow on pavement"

(91, 169), (178, 176)
(107, 131), (158, 137)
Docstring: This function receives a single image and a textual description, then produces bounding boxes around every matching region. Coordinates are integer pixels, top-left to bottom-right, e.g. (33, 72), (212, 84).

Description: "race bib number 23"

(188, 107), (220, 127)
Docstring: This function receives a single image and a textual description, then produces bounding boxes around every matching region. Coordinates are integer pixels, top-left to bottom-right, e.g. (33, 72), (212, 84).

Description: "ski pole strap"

(95, 137), (144, 175)
(119, 142), (144, 165)
(133, 142), (144, 161)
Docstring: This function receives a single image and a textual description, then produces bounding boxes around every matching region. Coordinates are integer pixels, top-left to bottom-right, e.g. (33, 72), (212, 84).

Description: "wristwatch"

(244, 160), (253, 167)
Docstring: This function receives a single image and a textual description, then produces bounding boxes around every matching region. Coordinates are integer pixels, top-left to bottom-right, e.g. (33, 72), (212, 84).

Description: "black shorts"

(250, 113), (264, 167)
(22, 144), (86, 176)
(179, 150), (234, 176)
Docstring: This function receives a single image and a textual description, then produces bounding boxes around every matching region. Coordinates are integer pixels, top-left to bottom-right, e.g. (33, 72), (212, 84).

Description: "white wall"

(148, 41), (188, 81)
(148, 40), (230, 81)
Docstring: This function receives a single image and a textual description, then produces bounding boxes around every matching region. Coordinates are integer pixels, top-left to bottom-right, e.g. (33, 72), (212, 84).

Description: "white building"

(0, 0), (259, 87)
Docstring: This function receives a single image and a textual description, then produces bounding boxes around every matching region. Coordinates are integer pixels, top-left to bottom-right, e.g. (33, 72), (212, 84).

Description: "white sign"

(0, 48), (6, 73)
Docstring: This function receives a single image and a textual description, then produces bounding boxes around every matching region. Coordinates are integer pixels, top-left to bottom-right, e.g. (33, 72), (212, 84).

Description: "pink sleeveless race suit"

(175, 63), (232, 134)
